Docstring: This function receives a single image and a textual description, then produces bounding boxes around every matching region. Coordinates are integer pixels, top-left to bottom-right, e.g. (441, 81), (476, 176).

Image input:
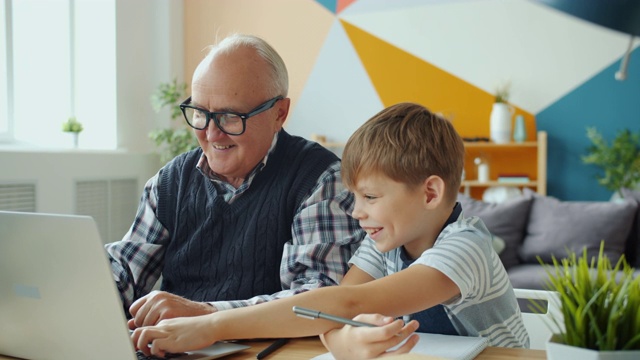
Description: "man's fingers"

(129, 293), (150, 316)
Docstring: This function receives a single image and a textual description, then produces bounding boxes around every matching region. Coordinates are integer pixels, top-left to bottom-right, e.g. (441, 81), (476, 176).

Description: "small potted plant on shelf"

(582, 127), (640, 199)
(489, 81), (514, 144)
(61, 116), (83, 148)
(494, 81), (511, 104)
(536, 242), (640, 359)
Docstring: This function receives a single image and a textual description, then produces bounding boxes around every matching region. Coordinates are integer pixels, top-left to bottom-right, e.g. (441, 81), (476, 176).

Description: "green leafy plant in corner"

(149, 79), (199, 163)
(534, 242), (640, 351)
(61, 116), (83, 133)
(582, 127), (640, 197)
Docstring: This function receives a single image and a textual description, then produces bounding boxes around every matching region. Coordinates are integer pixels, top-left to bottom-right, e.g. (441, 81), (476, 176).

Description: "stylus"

(256, 338), (289, 359)
(292, 306), (377, 328)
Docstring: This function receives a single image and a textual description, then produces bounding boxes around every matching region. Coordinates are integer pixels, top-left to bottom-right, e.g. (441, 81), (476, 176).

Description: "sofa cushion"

(507, 264), (550, 290)
(458, 193), (532, 269)
(519, 189), (638, 265)
(621, 188), (640, 267)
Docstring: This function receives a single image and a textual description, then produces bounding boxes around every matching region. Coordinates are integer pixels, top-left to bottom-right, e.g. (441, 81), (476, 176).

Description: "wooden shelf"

(461, 131), (547, 199)
(462, 180), (538, 187)
(463, 140), (538, 148)
(313, 131), (548, 201)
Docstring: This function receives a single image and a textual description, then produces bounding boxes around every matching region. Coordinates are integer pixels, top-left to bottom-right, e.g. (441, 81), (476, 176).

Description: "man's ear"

(423, 175), (446, 208)
(275, 97), (290, 130)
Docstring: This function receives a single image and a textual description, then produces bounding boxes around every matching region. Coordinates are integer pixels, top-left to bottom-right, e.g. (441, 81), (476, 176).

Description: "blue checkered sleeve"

(210, 161), (365, 310)
(105, 173), (169, 313)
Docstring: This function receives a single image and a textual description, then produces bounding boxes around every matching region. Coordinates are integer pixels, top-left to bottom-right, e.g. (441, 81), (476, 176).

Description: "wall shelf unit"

(313, 131), (547, 201)
(462, 131), (547, 199)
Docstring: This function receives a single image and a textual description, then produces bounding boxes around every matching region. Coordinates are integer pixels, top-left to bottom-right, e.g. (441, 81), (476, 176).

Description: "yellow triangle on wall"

(340, 19), (535, 139)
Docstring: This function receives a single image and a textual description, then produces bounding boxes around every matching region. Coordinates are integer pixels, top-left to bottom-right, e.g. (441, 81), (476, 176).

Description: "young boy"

(132, 103), (529, 359)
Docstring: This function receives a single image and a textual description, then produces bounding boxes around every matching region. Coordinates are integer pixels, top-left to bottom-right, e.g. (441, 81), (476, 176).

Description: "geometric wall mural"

(289, 0), (639, 201)
(188, 0), (639, 201)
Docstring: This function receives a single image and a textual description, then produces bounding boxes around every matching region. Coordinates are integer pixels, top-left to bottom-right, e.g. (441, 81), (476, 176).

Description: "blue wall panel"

(537, 47), (640, 201)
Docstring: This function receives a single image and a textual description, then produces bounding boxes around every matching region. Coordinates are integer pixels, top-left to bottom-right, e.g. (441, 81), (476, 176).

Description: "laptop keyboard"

(136, 350), (187, 360)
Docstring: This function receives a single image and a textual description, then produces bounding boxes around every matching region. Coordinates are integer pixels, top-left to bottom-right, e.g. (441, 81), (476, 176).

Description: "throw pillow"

(620, 188), (640, 267)
(457, 193), (533, 269)
(519, 189), (638, 264)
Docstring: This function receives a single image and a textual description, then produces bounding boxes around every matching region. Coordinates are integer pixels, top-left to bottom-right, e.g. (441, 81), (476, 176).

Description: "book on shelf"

(497, 174), (530, 183)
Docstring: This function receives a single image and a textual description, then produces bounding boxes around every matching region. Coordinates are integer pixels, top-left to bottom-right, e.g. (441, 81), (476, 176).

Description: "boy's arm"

(339, 264), (376, 285)
(133, 264), (459, 356)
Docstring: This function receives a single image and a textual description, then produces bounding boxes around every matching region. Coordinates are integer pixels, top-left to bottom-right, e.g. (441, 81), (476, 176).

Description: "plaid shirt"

(106, 134), (364, 311)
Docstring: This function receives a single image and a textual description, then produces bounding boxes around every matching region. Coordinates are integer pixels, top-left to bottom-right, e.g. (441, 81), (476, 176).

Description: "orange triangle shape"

(340, 19), (535, 138)
(337, 0), (357, 14)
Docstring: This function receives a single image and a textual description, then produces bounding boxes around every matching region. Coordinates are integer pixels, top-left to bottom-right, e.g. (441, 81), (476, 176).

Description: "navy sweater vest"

(157, 131), (338, 302)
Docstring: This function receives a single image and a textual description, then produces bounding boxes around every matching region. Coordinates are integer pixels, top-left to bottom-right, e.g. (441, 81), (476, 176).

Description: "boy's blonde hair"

(342, 102), (464, 204)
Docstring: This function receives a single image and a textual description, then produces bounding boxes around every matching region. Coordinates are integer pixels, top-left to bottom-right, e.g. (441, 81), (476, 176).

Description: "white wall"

(116, 0), (185, 152)
(1, 0), (179, 215)
(0, 150), (160, 215)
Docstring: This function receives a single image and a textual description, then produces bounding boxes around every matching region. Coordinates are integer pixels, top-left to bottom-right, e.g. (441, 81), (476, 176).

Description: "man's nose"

(205, 119), (225, 141)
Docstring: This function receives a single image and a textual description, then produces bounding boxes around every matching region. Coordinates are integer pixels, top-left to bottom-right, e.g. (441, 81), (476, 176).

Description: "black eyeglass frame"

(179, 95), (284, 135)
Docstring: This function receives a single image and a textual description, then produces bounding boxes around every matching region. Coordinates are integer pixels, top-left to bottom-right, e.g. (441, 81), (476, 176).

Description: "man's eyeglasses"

(179, 95), (284, 136)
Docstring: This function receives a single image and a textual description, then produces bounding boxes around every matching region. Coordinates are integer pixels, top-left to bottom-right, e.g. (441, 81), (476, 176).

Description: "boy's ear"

(422, 175), (446, 208)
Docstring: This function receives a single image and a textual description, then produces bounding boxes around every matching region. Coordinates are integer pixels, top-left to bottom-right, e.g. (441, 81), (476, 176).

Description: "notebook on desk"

(0, 210), (250, 360)
(312, 332), (489, 360)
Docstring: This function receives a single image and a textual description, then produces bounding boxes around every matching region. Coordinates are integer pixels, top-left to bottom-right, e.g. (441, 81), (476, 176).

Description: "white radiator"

(75, 179), (139, 244)
(0, 183), (37, 212)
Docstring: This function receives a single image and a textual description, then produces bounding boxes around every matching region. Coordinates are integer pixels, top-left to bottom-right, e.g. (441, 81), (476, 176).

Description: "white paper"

(312, 333), (489, 360)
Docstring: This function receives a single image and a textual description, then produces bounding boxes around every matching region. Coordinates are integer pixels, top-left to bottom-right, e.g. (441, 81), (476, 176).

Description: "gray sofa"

(458, 188), (640, 290)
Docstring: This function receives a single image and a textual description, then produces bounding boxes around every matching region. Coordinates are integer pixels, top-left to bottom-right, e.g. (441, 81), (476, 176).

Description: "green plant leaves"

(151, 79), (187, 120)
(539, 242), (640, 350)
(582, 127), (640, 194)
(61, 116), (83, 133)
(149, 79), (199, 163)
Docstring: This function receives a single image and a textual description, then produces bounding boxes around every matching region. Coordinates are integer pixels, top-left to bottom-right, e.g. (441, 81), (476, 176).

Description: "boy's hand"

(321, 313), (420, 360)
(131, 315), (217, 357)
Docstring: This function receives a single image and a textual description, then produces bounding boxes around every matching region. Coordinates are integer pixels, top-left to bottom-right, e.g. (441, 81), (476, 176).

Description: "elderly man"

(106, 34), (364, 328)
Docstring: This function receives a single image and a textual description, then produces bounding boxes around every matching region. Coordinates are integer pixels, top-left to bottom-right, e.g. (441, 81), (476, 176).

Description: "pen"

(292, 306), (377, 328)
(256, 338), (289, 359)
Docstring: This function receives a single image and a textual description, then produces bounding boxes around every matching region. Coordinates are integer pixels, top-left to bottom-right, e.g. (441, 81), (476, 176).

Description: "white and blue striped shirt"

(349, 212), (530, 348)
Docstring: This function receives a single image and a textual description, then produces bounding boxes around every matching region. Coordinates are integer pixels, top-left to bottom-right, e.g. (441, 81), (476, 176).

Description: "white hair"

(205, 33), (289, 97)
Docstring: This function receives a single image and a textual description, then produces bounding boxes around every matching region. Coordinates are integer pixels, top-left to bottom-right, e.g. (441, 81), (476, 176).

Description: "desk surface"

(0, 336), (545, 359)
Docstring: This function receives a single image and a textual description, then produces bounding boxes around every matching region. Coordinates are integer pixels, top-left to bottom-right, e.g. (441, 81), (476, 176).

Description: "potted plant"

(489, 81), (514, 144)
(149, 78), (199, 163)
(494, 81), (511, 104)
(536, 242), (640, 359)
(582, 127), (640, 199)
(61, 116), (83, 148)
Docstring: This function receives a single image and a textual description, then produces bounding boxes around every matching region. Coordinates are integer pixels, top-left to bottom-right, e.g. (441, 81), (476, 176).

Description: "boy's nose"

(351, 204), (365, 220)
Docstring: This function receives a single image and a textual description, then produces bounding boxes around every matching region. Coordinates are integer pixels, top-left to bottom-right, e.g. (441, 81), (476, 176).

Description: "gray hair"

(206, 34), (289, 97)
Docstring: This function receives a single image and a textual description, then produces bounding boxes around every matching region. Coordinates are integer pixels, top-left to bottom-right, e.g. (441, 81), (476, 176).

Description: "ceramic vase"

(490, 103), (514, 144)
(547, 335), (640, 360)
(513, 115), (527, 142)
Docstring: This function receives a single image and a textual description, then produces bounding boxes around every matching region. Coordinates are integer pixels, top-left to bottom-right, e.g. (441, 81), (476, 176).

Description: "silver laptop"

(0, 211), (250, 360)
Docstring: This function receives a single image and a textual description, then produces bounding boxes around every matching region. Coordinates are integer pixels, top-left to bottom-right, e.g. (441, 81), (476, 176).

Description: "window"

(0, 1), (9, 140)
(1, 0), (116, 149)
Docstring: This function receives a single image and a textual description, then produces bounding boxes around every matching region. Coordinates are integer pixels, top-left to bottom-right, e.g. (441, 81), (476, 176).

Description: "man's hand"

(128, 290), (216, 329)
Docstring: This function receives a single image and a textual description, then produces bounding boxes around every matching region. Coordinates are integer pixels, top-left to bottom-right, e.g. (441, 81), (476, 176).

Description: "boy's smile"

(351, 174), (437, 259)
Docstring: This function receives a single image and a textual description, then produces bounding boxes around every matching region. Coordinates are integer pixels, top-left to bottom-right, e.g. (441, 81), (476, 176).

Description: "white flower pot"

(489, 102), (514, 144)
(547, 335), (640, 360)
